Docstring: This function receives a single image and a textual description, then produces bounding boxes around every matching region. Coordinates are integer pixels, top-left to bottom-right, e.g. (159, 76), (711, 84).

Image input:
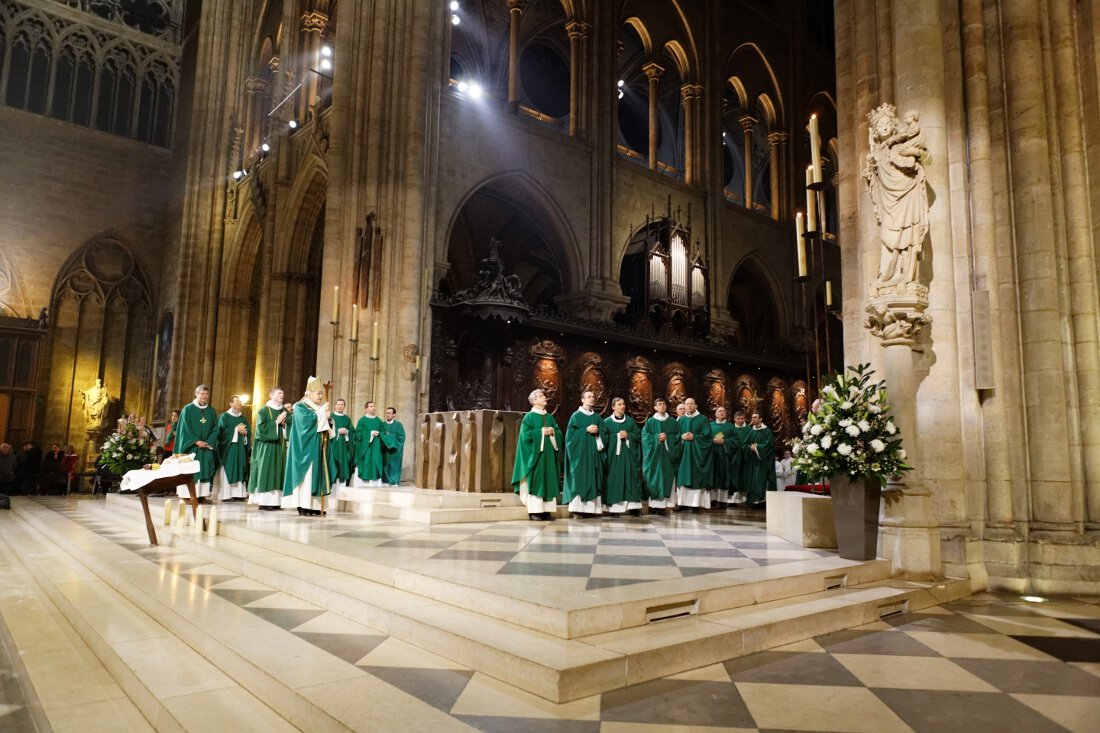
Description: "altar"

(413, 409), (523, 492)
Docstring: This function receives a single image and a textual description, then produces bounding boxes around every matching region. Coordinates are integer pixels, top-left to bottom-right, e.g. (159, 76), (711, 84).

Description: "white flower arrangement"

(791, 364), (911, 483)
(99, 413), (156, 476)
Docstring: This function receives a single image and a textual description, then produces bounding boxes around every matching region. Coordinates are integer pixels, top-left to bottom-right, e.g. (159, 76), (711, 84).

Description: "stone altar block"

(767, 492), (838, 549)
(418, 410), (523, 492)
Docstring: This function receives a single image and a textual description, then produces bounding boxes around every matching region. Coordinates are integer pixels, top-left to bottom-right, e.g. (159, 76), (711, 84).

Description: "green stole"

(354, 415), (385, 481)
(674, 412), (711, 488)
(215, 410), (250, 484)
(511, 409), (562, 501)
(562, 408), (608, 504)
(642, 414), (681, 500)
(603, 414), (641, 505)
(248, 404), (287, 494)
(282, 400), (330, 498)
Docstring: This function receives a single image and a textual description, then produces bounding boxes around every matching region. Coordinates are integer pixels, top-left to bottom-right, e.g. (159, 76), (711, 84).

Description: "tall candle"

(825, 280), (834, 307)
(796, 217), (808, 279)
(809, 114), (822, 184)
(332, 286), (340, 324)
(415, 354), (421, 372)
(805, 166), (817, 232)
(372, 321), (379, 359)
(351, 304), (359, 340)
(817, 190), (827, 236)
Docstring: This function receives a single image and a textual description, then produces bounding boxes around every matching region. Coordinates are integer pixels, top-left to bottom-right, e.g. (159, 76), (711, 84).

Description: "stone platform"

(337, 485), (529, 524)
(6, 493), (970, 715)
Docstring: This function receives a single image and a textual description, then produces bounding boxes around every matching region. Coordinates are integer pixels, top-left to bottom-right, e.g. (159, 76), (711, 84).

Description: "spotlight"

(260, 142), (270, 152)
(321, 45), (332, 58)
(617, 79), (624, 88)
(451, 13), (460, 25)
(468, 82), (483, 98)
(240, 393), (251, 405)
(618, 90), (624, 99)
(450, 0), (459, 9)
(232, 170), (243, 180)
(1021, 595), (1047, 603)
(457, 80), (468, 93)
(320, 58), (332, 71)
(288, 119), (299, 129)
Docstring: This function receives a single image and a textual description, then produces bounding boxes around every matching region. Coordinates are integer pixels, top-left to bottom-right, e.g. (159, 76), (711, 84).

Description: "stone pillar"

(680, 84), (695, 184)
(566, 20), (585, 138)
(767, 131), (787, 220)
(1000, 0), (1078, 530)
(507, 0), (523, 113)
(299, 12), (327, 120)
(739, 115), (756, 210)
(643, 62), (664, 171)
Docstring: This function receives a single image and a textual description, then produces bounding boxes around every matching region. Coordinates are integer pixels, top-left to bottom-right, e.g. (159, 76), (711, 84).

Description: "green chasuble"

(175, 401), (218, 482)
(283, 400), (331, 498)
(709, 420), (733, 490)
(728, 424), (752, 493)
(642, 415), (681, 500)
(511, 409), (562, 502)
(215, 410), (250, 484)
(327, 413), (354, 484)
(744, 425), (777, 503)
(562, 408), (608, 505)
(354, 415), (385, 482)
(380, 419), (406, 485)
(248, 404), (287, 494)
(675, 413), (712, 488)
(603, 415), (641, 506)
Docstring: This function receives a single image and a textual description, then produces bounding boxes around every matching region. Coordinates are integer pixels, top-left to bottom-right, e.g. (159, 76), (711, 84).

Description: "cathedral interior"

(1, 0), (1100, 730)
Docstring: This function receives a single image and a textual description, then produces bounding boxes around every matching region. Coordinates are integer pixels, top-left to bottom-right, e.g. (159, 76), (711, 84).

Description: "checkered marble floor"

(20, 499), (1100, 733)
(229, 508), (837, 592)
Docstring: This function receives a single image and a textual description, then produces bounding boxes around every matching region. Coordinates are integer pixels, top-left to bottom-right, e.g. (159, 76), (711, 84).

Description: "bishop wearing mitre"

(282, 377), (335, 516)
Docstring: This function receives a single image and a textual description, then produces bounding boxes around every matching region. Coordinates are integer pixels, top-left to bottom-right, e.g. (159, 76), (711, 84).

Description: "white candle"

(351, 304), (359, 340)
(332, 286), (340, 324)
(826, 280), (834, 307)
(372, 321), (379, 359)
(809, 114), (822, 184)
(805, 166), (817, 232)
(817, 190), (827, 236)
(415, 354), (421, 372)
(796, 215), (808, 279)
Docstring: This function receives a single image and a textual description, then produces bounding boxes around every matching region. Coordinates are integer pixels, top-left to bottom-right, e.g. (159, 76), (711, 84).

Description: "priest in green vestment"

(174, 385), (218, 499)
(744, 411), (777, 506)
(642, 398), (681, 515)
(353, 401), (385, 486)
(603, 397), (642, 515)
(728, 411), (752, 505)
(675, 397), (712, 510)
(380, 407), (406, 486)
(562, 390), (609, 517)
(511, 388), (561, 521)
(247, 388), (290, 510)
(214, 395), (250, 501)
(282, 377), (335, 516)
(709, 406), (733, 507)
(327, 399), (354, 501)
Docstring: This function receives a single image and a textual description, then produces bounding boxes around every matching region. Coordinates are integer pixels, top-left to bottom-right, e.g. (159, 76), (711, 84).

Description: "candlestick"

(371, 321), (379, 359)
(817, 190), (827, 236)
(415, 354), (421, 372)
(350, 304), (359, 340)
(809, 114), (822, 184)
(805, 166), (817, 232)
(826, 280), (834, 308)
(331, 286), (340, 324)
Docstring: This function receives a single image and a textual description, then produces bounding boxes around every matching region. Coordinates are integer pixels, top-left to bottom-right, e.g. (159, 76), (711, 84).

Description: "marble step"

(0, 507), (299, 733)
(336, 486), (529, 524)
(88, 497), (970, 703)
(11, 500), (471, 731)
(102, 493), (893, 640)
(104, 494), (893, 638)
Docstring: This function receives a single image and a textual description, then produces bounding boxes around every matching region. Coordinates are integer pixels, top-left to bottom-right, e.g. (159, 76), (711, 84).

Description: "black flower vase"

(829, 473), (881, 560)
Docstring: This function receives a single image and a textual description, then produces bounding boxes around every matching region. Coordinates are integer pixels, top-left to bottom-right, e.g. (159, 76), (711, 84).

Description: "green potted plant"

(790, 364), (911, 560)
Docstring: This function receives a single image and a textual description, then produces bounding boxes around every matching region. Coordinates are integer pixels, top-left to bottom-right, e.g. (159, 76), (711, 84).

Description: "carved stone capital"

(245, 76), (269, 94)
(767, 131), (789, 147)
(864, 287), (931, 346)
(738, 115), (757, 133)
(680, 83), (703, 104)
(564, 20), (589, 40)
(554, 285), (630, 323)
(300, 11), (328, 33)
(642, 62), (665, 82)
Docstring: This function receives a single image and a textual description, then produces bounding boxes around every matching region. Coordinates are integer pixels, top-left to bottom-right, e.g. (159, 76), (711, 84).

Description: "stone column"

(566, 20), (585, 138)
(1000, 0), (1078, 530)
(739, 115), (756, 210)
(680, 84), (695, 184)
(767, 131), (787, 220)
(299, 11), (327, 120)
(243, 76), (268, 154)
(507, 0), (524, 113)
(643, 62), (664, 171)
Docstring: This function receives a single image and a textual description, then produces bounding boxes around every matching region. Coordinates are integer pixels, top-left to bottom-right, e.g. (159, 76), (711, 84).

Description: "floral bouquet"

(99, 414), (157, 476)
(790, 364), (910, 484)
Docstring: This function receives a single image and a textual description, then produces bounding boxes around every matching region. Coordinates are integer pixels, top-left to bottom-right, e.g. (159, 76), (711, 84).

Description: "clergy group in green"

(169, 380), (407, 516)
(513, 389), (777, 520)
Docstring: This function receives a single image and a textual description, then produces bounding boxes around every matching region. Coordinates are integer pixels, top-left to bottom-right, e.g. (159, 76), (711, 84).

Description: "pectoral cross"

(199, 416), (207, 424)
